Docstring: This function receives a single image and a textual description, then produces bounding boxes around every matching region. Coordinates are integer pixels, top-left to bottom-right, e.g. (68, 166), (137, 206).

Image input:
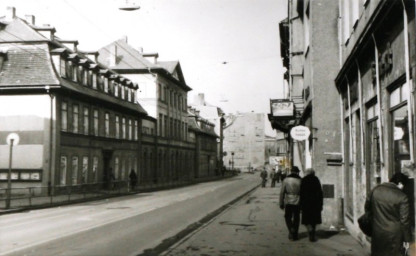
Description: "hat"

(291, 166), (300, 173)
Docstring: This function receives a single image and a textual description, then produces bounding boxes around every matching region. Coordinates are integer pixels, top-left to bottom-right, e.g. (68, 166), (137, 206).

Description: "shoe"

(293, 232), (298, 241)
(288, 232), (293, 240)
(309, 231), (316, 242)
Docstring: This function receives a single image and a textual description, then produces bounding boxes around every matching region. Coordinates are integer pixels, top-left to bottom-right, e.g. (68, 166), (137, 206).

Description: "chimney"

(142, 52), (158, 64)
(194, 93), (205, 106)
(37, 24), (56, 41)
(83, 51), (99, 63)
(6, 7), (16, 21)
(24, 15), (35, 25)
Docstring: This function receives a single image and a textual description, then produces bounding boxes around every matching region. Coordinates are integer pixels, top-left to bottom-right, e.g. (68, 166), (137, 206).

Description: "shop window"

(60, 156), (67, 185)
(366, 119), (381, 193)
(114, 157), (120, 179)
(72, 156), (79, 185)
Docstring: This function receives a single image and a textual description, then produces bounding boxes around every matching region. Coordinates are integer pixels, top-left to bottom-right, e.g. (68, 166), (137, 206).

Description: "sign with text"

(290, 125), (310, 141)
(270, 99), (294, 118)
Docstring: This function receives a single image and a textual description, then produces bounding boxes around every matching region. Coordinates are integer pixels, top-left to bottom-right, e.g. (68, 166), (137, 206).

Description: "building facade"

(0, 9), (146, 193)
(335, 0), (415, 249)
(270, 0), (343, 227)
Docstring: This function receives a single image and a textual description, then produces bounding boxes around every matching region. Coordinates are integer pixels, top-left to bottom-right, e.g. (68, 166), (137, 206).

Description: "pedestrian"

(299, 168), (323, 242)
(279, 166), (301, 241)
(270, 170), (276, 187)
(108, 168), (116, 190)
(275, 165), (282, 183)
(364, 172), (411, 256)
(260, 167), (268, 188)
(129, 169), (138, 191)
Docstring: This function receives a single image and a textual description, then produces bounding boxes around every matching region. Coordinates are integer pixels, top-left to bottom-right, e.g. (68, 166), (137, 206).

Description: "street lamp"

(231, 152), (234, 170)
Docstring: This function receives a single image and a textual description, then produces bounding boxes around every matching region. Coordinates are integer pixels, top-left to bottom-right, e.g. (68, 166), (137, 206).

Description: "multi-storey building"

(270, 0), (342, 227)
(97, 38), (198, 184)
(0, 8), (147, 193)
(335, 0), (415, 250)
(223, 112), (267, 172)
(188, 107), (219, 178)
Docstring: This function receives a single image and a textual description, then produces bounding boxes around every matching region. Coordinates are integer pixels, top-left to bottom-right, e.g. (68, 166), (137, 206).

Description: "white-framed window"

(60, 156), (67, 185)
(60, 58), (66, 77)
(92, 156), (98, 183)
(93, 109), (99, 136)
(114, 157), (120, 179)
(73, 104), (79, 133)
(83, 107), (89, 135)
(104, 77), (109, 93)
(128, 119), (132, 140)
(115, 115), (120, 139)
(114, 82), (119, 97)
(72, 156), (79, 185)
(134, 120), (138, 140)
(105, 112), (110, 137)
(122, 117), (126, 139)
(61, 101), (68, 131)
(121, 85), (125, 99)
(72, 65), (77, 82)
(83, 69), (88, 86)
(82, 156), (88, 184)
(92, 73), (97, 89)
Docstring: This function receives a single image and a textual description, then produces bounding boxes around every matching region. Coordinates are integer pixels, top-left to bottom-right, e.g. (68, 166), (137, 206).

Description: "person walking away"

(260, 168), (268, 188)
(279, 166), (301, 240)
(299, 168), (323, 242)
(129, 169), (138, 191)
(276, 166), (282, 183)
(364, 172), (411, 256)
(270, 170), (276, 187)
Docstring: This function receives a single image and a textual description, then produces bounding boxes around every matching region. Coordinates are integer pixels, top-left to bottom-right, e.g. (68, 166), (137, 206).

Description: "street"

(0, 174), (258, 256)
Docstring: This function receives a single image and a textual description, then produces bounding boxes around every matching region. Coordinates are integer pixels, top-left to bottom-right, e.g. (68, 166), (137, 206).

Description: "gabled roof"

(97, 38), (156, 70)
(0, 18), (48, 42)
(97, 38), (191, 91)
(0, 43), (59, 86)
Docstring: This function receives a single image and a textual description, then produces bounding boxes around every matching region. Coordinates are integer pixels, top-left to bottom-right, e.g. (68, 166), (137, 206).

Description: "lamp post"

(6, 133), (19, 209)
(231, 152), (234, 170)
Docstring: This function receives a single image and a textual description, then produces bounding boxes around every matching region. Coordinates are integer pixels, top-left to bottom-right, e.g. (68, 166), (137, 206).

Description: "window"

(343, 0), (351, 42)
(60, 156), (67, 185)
(164, 115), (168, 137)
(114, 82), (119, 97)
(131, 89), (136, 103)
(82, 156), (88, 184)
(121, 158), (126, 180)
(61, 101), (68, 131)
(73, 104), (79, 133)
(83, 68), (89, 86)
(92, 73), (97, 89)
(159, 114), (163, 136)
(115, 157), (120, 179)
(72, 156), (79, 185)
(128, 119), (132, 140)
(98, 75), (104, 91)
(158, 83), (161, 100)
(93, 109), (99, 136)
(66, 61), (73, 79)
(121, 85), (125, 99)
(77, 66), (83, 83)
(83, 107), (89, 135)
(115, 115), (120, 138)
(105, 112), (110, 137)
(60, 58), (66, 77)
(127, 88), (131, 102)
(104, 77), (109, 93)
(134, 120), (138, 141)
(72, 65), (77, 82)
(92, 156), (98, 183)
(122, 117), (126, 139)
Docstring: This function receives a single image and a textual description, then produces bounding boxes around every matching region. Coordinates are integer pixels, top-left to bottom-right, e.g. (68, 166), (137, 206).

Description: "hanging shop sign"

(270, 99), (294, 118)
(290, 125), (310, 141)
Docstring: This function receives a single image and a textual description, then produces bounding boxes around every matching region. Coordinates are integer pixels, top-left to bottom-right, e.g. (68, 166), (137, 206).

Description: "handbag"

(358, 212), (372, 237)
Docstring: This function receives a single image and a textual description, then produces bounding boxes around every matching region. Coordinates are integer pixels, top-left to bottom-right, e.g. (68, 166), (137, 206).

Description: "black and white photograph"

(0, 0), (415, 255)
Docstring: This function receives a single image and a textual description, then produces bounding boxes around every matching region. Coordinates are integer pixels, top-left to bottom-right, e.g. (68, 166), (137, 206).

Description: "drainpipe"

(46, 86), (55, 196)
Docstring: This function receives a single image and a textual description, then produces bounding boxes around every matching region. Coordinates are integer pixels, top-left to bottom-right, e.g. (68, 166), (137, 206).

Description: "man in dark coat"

(129, 169), (138, 191)
(279, 166), (301, 240)
(260, 168), (268, 188)
(365, 173), (411, 256)
(299, 168), (323, 242)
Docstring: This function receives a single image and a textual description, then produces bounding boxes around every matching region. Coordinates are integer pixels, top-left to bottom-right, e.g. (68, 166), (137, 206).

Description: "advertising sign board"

(290, 126), (310, 141)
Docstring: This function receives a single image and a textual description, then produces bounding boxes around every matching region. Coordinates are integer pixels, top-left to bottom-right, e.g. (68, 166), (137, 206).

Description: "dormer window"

(72, 65), (77, 82)
(60, 58), (66, 77)
(114, 82), (119, 97)
(77, 66), (83, 83)
(104, 77), (109, 93)
(121, 85), (125, 99)
(92, 73), (97, 89)
(66, 61), (73, 79)
(125, 87), (129, 101)
(83, 69), (88, 86)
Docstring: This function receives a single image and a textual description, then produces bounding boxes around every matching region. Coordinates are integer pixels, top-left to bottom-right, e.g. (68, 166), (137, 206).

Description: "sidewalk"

(162, 182), (369, 256)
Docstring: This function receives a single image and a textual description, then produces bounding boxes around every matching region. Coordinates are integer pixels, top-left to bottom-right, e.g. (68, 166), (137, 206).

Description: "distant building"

(223, 112), (269, 172)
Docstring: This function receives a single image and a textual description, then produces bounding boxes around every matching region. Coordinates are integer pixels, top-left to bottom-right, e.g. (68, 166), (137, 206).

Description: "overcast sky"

(0, 0), (287, 115)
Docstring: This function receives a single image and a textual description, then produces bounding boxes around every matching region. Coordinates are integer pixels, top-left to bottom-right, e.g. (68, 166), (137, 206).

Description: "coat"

(279, 173), (301, 206)
(365, 182), (411, 256)
(300, 173), (323, 225)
